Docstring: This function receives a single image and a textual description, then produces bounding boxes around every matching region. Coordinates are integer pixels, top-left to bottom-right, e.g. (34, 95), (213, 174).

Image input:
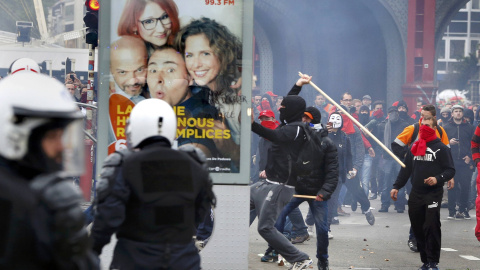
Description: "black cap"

(397, 100), (408, 112)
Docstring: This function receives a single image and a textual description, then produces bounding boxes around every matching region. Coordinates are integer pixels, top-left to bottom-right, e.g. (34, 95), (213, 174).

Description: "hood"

(305, 106), (321, 124)
(464, 108), (474, 123)
(279, 95), (306, 124)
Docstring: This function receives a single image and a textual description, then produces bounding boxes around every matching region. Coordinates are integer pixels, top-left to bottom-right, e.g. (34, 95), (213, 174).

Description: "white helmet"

(126, 99), (177, 149)
(0, 72), (84, 175)
(8, 58), (40, 75)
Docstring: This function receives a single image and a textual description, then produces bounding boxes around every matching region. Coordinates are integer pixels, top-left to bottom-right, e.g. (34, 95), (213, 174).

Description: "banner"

(108, 0), (244, 173)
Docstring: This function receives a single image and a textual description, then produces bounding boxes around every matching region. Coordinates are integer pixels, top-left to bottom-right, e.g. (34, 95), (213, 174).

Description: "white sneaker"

(289, 259), (313, 270)
(307, 225), (314, 236)
(328, 231), (334, 239)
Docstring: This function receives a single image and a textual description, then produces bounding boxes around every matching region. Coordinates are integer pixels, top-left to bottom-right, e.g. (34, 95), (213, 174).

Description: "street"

(97, 196), (480, 269)
(248, 197), (480, 270)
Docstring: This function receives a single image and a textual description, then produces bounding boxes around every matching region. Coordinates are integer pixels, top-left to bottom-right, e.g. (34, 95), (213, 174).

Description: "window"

(449, 22), (468, 33)
(438, 39), (446, 59)
(65, 24), (74, 32)
(473, 0), (480, 10)
(65, 5), (74, 21)
(450, 40), (465, 59)
(472, 40), (480, 53)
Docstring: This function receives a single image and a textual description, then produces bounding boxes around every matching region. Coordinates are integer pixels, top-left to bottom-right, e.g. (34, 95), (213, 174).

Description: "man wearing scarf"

(391, 119), (455, 270)
(377, 106), (409, 213)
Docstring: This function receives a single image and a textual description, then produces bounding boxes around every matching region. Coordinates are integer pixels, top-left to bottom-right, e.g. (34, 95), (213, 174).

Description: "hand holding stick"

(298, 72), (405, 168)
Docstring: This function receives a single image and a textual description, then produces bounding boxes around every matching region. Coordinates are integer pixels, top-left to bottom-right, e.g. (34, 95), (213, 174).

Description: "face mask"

(399, 111), (408, 119)
(389, 112), (399, 122)
(329, 114), (342, 129)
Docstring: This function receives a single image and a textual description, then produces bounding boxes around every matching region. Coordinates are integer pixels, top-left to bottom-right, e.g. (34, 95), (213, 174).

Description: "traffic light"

(84, 0), (99, 47)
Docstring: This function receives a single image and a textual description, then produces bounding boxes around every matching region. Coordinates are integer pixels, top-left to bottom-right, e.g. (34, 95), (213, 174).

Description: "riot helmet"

(0, 72), (84, 177)
(126, 99), (177, 148)
(8, 58), (40, 75)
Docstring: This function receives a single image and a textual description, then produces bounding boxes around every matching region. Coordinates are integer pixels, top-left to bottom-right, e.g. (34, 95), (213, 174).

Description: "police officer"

(91, 99), (215, 269)
(0, 72), (99, 269)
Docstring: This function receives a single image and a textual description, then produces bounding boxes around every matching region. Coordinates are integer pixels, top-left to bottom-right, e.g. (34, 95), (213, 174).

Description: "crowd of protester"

(250, 75), (480, 270)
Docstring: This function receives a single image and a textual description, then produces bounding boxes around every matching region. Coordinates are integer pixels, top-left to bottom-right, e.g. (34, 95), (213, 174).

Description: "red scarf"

(261, 120), (278, 130)
(341, 114), (355, 134)
(411, 124), (437, 156)
(373, 109), (384, 119)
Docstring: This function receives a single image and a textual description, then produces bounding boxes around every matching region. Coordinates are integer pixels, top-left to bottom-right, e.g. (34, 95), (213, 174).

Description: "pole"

(299, 72), (406, 168)
(293, 195), (317, 199)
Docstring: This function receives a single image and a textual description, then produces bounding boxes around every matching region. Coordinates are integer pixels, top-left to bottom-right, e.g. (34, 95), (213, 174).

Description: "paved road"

(248, 197), (480, 270)
(96, 196), (479, 269)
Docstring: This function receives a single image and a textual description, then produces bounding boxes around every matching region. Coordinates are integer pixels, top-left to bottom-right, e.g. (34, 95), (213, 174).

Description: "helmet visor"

(60, 119), (85, 177)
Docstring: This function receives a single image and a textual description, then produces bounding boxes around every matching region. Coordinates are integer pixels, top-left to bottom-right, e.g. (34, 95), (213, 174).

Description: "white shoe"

(307, 225), (314, 236)
(289, 259), (313, 270)
(328, 231), (333, 239)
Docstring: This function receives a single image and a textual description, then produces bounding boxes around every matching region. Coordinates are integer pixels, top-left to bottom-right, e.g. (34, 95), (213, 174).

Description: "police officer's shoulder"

(103, 149), (134, 167)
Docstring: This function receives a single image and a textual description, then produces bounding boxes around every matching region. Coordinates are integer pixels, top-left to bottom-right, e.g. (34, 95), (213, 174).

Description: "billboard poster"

(108, 0), (244, 173)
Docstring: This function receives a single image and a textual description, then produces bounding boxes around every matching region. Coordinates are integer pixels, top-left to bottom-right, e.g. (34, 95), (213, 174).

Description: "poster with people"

(108, 0), (244, 173)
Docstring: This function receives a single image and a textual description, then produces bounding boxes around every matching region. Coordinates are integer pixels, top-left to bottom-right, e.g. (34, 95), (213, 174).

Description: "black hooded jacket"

(443, 119), (475, 162)
(251, 95), (306, 185)
(295, 125), (339, 199)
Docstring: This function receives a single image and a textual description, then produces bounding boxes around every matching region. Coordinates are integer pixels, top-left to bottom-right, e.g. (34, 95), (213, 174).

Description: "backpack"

(411, 122), (443, 146)
(289, 122), (324, 177)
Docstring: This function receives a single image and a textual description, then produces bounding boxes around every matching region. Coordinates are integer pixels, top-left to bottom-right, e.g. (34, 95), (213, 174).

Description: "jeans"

(276, 197), (329, 261)
(381, 159), (406, 210)
(250, 181), (309, 263)
(448, 161), (473, 214)
(361, 154), (373, 196)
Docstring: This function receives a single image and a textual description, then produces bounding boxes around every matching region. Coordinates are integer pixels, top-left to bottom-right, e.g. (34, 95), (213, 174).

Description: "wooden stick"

(298, 72), (406, 168)
(293, 194), (317, 199)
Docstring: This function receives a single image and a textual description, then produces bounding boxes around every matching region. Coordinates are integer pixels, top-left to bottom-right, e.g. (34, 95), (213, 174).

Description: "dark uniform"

(0, 162), (99, 270)
(91, 139), (215, 270)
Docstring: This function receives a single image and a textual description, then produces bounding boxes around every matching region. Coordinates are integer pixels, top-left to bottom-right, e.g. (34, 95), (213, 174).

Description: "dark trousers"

(448, 161), (473, 214)
(408, 189), (443, 264)
(344, 176), (370, 212)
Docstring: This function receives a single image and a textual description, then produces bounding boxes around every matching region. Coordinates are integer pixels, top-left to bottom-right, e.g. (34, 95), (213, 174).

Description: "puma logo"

(426, 148), (440, 159)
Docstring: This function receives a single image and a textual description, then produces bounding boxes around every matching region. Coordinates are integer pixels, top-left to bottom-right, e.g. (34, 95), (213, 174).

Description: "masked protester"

(0, 72), (99, 269)
(250, 94), (314, 270)
(397, 100), (415, 125)
(437, 107), (451, 127)
(91, 99), (215, 269)
(391, 123), (455, 270)
(358, 105), (370, 126)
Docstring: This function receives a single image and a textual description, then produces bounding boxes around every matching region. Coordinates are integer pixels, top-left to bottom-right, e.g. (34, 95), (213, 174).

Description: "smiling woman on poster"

(175, 18), (242, 159)
(118, 0), (180, 52)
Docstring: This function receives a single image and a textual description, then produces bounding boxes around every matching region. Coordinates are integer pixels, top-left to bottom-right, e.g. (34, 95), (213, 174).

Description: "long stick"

(293, 194), (317, 199)
(299, 72), (406, 168)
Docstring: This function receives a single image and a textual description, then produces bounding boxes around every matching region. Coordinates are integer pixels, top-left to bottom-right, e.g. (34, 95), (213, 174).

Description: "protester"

(91, 99), (215, 269)
(376, 106), (409, 213)
(273, 105), (338, 270)
(250, 92), (313, 269)
(443, 105), (475, 219)
(391, 118), (455, 270)
(391, 104), (453, 253)
(470, 124), (480, 242)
